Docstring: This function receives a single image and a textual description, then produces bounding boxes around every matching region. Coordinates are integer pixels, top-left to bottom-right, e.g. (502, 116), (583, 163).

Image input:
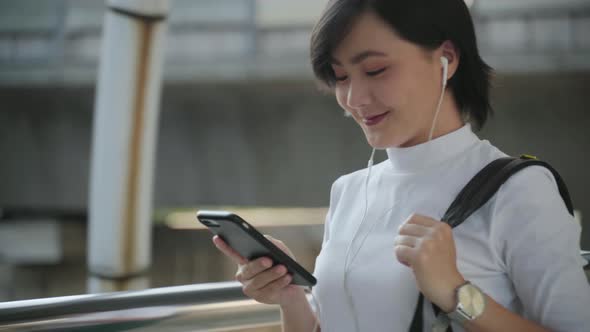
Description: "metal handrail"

(0, 281), (285, 331)
(0, 263), (588, 331)
(0, 281), (241, 323)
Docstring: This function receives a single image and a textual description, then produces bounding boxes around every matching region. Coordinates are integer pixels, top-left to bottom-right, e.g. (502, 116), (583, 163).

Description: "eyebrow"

(331, 50), (388, 66)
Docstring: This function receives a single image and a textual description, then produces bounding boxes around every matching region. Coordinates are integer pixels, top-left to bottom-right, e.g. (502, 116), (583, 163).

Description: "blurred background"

(0, 0), (589, 330)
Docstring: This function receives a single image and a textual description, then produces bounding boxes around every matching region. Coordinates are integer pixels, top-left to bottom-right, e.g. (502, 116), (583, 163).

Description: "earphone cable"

(306, 287), (321, 332)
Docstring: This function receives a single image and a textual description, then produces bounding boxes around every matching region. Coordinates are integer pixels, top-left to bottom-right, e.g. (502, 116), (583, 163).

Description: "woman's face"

(331, 11), (448, 149)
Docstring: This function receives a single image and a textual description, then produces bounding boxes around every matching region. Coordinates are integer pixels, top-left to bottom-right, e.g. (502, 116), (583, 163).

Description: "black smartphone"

(197, 210), (317, 287)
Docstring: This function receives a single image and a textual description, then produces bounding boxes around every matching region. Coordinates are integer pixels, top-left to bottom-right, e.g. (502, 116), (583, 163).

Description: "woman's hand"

(212, 235), (305, 307)
(393, 213), (466, 312)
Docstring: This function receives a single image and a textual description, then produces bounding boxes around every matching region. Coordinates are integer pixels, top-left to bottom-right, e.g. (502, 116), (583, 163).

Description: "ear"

(439, 40), (460, 81)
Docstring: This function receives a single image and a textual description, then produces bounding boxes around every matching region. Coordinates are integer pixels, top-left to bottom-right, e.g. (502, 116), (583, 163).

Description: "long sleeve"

(491, 166), (590, 332)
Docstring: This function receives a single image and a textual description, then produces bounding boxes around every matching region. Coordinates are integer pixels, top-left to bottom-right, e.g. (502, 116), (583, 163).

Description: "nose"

(346, 80), (371, 111)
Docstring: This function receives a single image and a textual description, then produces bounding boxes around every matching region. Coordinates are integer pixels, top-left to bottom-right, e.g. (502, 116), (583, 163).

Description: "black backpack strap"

(442, 155), (574, 227)
(408, 292), (424, 332)
(409, 155), (574, 332)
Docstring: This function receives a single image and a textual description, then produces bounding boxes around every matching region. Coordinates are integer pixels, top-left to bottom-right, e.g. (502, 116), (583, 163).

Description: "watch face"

(458, 284), (486, 317)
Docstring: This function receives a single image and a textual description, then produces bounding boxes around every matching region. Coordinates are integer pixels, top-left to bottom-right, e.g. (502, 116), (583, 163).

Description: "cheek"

(380, 68), (427, 114)
(373, 75), (403, 108)
(403, 64), (438, 106)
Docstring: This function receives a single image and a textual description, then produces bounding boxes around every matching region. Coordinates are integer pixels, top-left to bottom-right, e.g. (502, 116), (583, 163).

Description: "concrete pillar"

(87, 0), (169, 293)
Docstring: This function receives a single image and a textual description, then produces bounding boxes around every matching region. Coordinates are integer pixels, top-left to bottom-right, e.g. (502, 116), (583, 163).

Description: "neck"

(385, 122), (478, 174)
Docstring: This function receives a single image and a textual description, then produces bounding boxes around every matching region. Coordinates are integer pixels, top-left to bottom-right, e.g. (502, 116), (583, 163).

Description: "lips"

(362, 111), (390, 126)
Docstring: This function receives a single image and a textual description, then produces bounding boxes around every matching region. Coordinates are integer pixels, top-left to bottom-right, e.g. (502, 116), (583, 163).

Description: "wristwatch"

(447, 281), (487, 325)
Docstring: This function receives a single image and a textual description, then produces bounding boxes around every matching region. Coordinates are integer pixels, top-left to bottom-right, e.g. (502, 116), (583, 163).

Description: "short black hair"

(310, 0), (493, 129)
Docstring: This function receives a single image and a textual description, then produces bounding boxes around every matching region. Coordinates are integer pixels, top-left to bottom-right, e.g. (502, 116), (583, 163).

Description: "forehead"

(331, 11), (418, 64)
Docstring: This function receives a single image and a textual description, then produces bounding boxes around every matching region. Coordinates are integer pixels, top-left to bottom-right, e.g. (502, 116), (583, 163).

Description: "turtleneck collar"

(385, 124), (479, 174)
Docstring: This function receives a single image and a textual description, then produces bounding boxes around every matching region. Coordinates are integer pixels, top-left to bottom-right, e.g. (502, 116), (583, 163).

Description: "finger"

(394, 244), (416, 267)
(406, 214), (438, 227)
(398, 223), (430, 237)
(265, 273), (293, 292)
(264, 234), (283, 248)
(249, 273), (293, 298)
(393, 235), (419, 248)
(238, 257), (274, 281)
(212, 235), (248, 265)
(264, 235), (281, 249)
(245, 264), (288, 291)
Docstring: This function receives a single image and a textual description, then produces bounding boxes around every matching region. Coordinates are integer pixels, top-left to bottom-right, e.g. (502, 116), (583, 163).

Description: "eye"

(366, 67), (388, 77)
(335, 75), (349, 82)
(331, 65), (348, 82)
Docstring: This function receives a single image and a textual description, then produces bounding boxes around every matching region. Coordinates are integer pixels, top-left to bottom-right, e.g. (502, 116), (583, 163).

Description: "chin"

(366, 132), (405, 149)
(366, 136), (394, 149)
(368, 141), (389, 149)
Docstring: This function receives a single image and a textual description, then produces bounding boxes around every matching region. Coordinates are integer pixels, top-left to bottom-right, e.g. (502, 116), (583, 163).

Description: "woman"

(213, 0), (590, 331)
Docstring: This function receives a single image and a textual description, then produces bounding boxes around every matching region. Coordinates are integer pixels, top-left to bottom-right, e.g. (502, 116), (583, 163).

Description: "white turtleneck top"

(311, 124), (590, 332)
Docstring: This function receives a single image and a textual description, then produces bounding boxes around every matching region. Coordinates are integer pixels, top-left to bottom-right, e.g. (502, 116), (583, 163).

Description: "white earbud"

(428, 56), (449, 141)
(440, 56), (449, 88)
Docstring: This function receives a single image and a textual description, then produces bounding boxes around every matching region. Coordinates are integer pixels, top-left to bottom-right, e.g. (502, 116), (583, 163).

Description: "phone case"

(197, 210), (317, 287)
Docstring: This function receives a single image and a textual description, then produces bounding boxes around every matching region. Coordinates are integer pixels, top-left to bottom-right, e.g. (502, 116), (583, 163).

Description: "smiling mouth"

(362, 111), (390, 126)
